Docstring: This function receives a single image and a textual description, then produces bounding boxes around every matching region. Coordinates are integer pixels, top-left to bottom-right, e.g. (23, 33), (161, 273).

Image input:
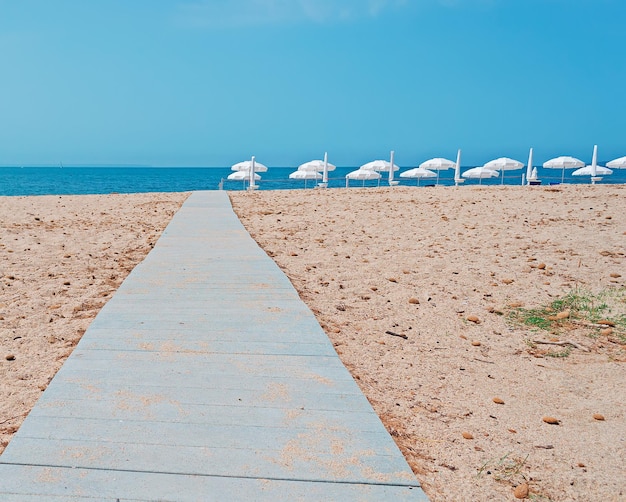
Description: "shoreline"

(2, 185), (625, 501)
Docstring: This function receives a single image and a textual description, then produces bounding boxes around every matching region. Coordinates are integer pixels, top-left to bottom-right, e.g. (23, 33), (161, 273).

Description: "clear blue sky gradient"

(1, 0), (624, 167)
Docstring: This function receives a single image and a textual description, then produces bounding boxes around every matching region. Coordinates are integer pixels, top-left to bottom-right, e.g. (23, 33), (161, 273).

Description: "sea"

(0, 166), (624, 196)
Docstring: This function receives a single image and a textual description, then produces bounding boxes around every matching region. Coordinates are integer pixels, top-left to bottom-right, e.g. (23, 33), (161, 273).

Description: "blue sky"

(1, 0), (624, 167)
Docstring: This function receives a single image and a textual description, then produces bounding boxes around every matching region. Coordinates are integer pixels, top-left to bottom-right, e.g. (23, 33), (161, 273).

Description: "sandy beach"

(1, 186), (625, 501)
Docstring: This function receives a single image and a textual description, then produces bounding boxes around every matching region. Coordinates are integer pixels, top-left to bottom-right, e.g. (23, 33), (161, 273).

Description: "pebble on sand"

(5, 354), (15, 361)
(462, 431), (474, 439)
(542, 416), (561, 425)
(593, 413), (605, 421)
(513, 483), (529, 499)
(467, 315), (480, 323)
(492, 397), (505, 404)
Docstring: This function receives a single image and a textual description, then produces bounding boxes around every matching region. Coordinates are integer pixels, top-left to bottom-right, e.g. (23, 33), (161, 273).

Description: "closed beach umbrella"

(388, 151), (399, 186)
(526, 148), (536, 184)
(420, 157), (455, 185)
(543, 156), (584, 183)
(346, 168), (381, 187)
(572, 145), (612, 182)
(606, 156), (626, 169)
(399, 167), (437, 186)
(462, 166), (499, 184)
(454, 149), (464, 186)
(322, 152), (334, 185)
(484, 157), (524, 184)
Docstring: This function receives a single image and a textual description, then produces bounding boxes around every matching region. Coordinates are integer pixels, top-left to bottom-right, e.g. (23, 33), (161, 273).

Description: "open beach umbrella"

(607, 156), (626, 169)
(298, 158), (336, 173)
(360, 159), (400, 173)
(231, 157), (267, 190)
(289, 169), (322, 188)
(462, 166), (499, 184)
(228, 170), (261, 181)
(420, 157), (455, 185)
(572, 165), (613, 177)
(231, 159), (268, 173)
(484, 157), (524, 184)
(346, 168), (381, 187)
(454, 149), (464, 186)
(360, 154), (399, 187)
(227, 170), (261, 189)
(399, 167), (437, 186)
(543, 156), (584, 183)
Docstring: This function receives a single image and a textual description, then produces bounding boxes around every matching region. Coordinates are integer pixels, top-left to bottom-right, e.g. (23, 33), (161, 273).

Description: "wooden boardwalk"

(0, 191), (428, 501)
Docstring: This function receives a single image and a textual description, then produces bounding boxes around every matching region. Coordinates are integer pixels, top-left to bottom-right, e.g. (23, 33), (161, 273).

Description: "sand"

(1, 186), (625, 501)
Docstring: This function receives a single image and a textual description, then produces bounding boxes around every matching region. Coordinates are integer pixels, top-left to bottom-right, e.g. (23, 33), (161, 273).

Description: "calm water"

(0, 166), (624, 196)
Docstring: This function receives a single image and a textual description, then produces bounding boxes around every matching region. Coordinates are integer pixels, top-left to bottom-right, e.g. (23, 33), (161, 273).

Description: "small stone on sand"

(513, 483), (529, 499)
(542, 416), (560, 425)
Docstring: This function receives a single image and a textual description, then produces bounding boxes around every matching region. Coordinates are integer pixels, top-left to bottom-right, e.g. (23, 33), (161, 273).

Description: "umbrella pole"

(561, 167), (565, 184)
(501, 170), (504, 185)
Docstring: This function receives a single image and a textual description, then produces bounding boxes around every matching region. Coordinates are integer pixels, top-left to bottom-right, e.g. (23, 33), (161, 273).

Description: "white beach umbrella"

(346, 168), (381, 187)
(606, 156), (626, 169)
(399, 167), (437, 185)
(388, 150), (399, 186)
(573, 145), (612, 182)
(542, 156), (584, 183)
(420, 157), (455, 185)
(322, 152), (333, 185)
(572, 165), (613, 177)
(228, 170), (261, 181)
(360, 159), (399, 172)
(289, 170), (322, 179)
(484, 157), (524, 184)
(454, 149), (464, 186)
(231, 160), (269, 173)
(525, 148), (536, 184)
(289, 169), (322, 188)
(227, 169), (260, 189)
(462, 166), (499, 184)
(298, 158), (336, 173)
